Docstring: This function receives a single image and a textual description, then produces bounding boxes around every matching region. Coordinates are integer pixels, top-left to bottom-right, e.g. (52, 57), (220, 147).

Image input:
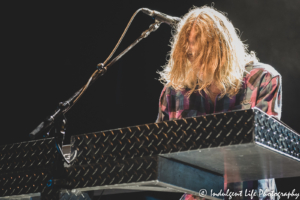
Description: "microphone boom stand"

(29, 21), (162, 146)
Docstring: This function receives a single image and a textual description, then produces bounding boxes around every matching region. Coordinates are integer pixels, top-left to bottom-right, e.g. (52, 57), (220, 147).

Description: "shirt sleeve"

(255, 73), (282, 120)
(156, 86), (169, 122)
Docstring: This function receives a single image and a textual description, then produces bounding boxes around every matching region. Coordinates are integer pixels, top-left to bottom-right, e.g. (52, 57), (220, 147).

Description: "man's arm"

(255, 74), (282, 120)
(156, 87), (169, 122)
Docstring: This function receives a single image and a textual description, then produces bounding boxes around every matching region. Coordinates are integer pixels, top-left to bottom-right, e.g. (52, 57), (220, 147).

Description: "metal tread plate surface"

(71, 109), (256, 166)
(64, 155), (223, 200)
(0, 138), (61, 197)
(0, 138), (59, 172)
(70, 108), (300, 182)
(163, 108), (300, 182)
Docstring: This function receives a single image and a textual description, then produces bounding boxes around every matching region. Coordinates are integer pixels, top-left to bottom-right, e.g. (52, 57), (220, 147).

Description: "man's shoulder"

(245, 61), (281, 77)
(244, 62), (281, 89)
(160, 85), (175, 97)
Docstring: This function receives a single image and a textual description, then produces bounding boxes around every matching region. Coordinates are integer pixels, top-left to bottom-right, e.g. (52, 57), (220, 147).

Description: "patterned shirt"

(156, 62), (282, 200)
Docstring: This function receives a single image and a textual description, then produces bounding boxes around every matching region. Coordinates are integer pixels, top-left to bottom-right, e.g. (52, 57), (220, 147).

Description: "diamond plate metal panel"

(0, 138), (58, 173)
(71, 109), (255, 166)
(160, 108), (300, 182)
(64, 156), (223, 200)
(0, 170), (53, 197)
(0, 138), (63, 199)
(65, 156), (158, 188)
(253, 109), (300, 158)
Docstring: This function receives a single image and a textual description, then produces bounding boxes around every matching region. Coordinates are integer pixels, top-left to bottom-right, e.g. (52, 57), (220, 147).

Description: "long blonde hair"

(158, 6), (258, 97)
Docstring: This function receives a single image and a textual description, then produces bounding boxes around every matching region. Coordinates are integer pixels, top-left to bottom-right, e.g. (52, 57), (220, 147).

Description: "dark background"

(1, 0), (300, 198)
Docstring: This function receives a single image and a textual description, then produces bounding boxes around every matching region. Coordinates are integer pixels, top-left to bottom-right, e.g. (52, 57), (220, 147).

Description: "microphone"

(141, 8), (181, 26)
